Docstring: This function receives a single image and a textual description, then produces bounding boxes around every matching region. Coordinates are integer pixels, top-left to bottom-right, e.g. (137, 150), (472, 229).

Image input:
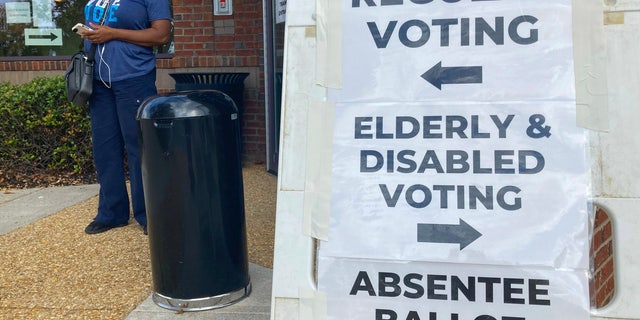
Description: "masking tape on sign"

(299, 287), (328, 320)
(316, 0), (342, 88)
(573, 0), (610, 132)
(302, 101), (333, 241)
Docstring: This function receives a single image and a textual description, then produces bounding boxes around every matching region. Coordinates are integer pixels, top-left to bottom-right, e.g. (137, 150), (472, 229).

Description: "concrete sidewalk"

(0, 184), (100, 235)
(0, 185), (272, 320)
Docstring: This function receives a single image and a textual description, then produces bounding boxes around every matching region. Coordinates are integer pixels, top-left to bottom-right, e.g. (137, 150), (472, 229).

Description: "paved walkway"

(0, 184), (272, 319)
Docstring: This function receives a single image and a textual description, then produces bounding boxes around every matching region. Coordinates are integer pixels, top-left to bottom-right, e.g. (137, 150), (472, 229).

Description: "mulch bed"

(0, 164), (276, 319)
(0, 168), (97, 190)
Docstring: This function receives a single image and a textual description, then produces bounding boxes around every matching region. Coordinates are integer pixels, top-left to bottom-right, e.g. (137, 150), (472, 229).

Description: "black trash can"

(137, 90), (251, 312)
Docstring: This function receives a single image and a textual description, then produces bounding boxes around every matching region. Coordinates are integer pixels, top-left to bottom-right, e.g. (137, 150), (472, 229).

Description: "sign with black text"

(322, 102), (589, 268)
(329, 0), (575, 102)
(319, 0), (590, 319)
(318, 257), (590, 320)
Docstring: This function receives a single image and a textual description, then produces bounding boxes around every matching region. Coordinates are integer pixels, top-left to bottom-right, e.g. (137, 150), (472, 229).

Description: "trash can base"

(152, 282), (252, 312)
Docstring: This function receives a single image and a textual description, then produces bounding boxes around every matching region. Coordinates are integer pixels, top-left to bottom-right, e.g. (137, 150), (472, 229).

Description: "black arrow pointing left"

(417, 219), (482, 250)
(28, 33), (58, 42)
(421, 61), (483, 90)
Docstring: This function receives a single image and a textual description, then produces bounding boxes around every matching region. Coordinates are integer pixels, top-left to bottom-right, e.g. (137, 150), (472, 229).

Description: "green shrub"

(0, 76), (94, 187)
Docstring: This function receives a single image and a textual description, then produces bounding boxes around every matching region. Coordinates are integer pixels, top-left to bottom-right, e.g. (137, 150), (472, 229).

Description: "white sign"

(318, 257), (591, 320)
(329, 0), (575, 102)
(276, 0), (287, 24)
(6, 2), (32, 24)
(319, 0), (590, 319)
(24, 29), (63, 46)
(32, 0), (54, 27)
(321, 101), (589, 268)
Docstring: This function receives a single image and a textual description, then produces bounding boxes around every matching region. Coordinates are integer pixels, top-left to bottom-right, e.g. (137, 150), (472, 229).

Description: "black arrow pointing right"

(28, 33), (58, 42)
(421, 61), (483, 90)
(417, 219), (482, 250)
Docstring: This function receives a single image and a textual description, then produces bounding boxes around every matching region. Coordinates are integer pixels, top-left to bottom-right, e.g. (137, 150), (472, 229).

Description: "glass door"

(264, 0), (285, 174)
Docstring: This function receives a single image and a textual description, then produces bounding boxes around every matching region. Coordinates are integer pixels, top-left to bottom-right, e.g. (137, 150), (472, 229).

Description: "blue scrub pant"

(89, 71), (157, 227)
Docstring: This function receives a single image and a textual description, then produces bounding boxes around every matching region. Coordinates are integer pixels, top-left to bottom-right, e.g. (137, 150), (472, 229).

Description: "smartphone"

(72, 23), (92, 35)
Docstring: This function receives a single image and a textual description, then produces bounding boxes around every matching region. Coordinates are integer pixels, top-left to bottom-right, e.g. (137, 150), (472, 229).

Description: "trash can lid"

(137, 91), (235, 120)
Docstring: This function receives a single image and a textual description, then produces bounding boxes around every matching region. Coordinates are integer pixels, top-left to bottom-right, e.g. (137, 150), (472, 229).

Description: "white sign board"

(32, 0), (54, 27)
(329, 1), (575, 102)
(276, 0), (287, 24)
(6, 2), (32, 24)
(24, 29), (63, 46)
(322, 101), (590, 268)
(319, 0), (590, 319)
(319, 257), (591, 320)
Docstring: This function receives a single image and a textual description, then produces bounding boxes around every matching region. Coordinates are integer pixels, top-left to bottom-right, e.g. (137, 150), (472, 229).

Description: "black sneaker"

(84, 221), (128, 234)
(143, 225), (148, 235)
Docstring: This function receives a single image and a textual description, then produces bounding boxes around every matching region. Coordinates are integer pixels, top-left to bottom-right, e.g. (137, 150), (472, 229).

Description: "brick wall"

(162, 0), (266, 164)
(591, 207), (615, 308)
(0, 0), (266, 164)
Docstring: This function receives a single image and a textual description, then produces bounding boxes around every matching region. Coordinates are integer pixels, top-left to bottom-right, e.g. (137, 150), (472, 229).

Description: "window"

(0, 0), (173, 59)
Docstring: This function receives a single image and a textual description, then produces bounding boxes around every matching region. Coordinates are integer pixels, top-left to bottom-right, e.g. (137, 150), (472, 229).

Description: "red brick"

(601, 258), (614, 279)
(603, 221), (612, 241)
(595, 208), (608, 225)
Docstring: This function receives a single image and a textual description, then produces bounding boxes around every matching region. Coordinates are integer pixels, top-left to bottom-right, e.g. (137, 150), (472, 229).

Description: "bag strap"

(87, 46), (97, 63)
(86, 0), (113, 63)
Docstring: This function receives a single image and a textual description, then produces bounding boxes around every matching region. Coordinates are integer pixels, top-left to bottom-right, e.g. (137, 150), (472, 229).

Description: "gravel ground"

(0, 164), (277, 320)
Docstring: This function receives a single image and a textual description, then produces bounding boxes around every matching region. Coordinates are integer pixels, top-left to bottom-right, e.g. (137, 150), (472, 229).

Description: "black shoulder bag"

(64, 1), (112, 107)
(65, 46), (97, 107)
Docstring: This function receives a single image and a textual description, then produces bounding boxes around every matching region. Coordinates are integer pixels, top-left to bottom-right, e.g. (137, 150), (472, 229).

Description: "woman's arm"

(85, 19), (172, 47)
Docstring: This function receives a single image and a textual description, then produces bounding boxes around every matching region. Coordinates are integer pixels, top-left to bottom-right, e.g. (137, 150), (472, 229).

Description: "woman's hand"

(84, 24), (114, 44)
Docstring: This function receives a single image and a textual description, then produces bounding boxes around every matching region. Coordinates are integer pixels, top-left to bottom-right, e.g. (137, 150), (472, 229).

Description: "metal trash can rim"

(137, 91), (234, 120)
